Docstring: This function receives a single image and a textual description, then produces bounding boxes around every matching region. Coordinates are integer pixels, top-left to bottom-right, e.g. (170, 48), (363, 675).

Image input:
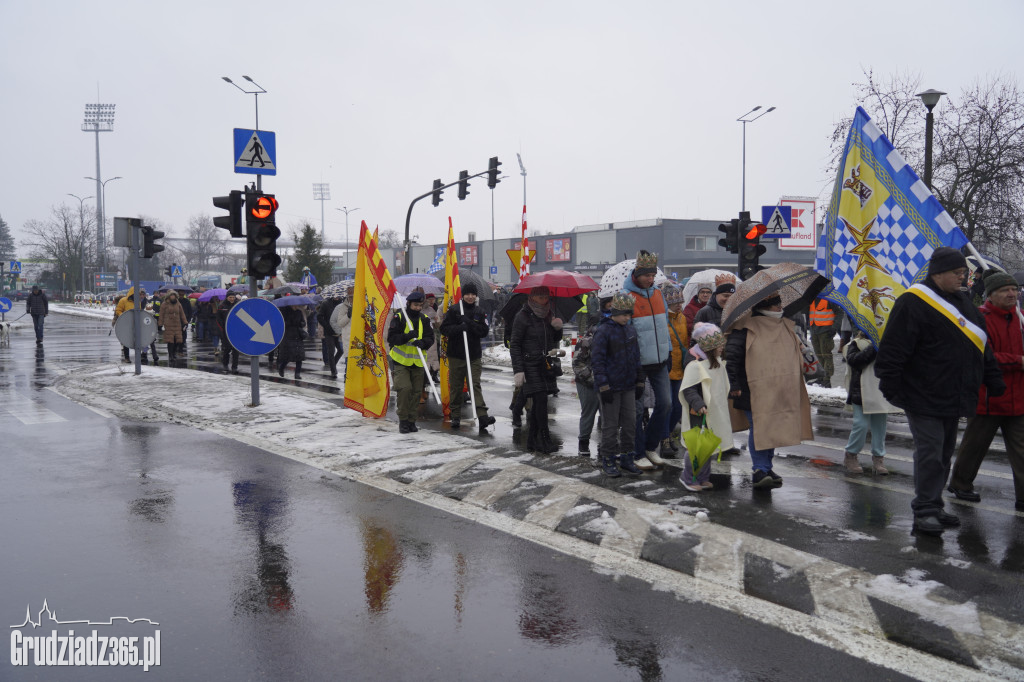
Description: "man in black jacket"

(26, 285), (48, 344)
(875, 247), (1006, 536)
(440, 282), (496, 432)
(387, 291), (435, 434)
(317, 293), (343, 378)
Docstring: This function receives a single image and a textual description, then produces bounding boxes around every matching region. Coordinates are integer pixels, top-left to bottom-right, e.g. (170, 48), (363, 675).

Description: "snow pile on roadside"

(483, 344), (512, 367)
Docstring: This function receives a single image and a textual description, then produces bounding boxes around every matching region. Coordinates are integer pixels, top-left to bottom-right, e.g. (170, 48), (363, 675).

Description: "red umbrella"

(513, 270), (599, 297)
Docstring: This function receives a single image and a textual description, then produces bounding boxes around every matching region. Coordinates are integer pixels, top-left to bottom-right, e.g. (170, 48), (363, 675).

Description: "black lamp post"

(916, 89), (946, 189)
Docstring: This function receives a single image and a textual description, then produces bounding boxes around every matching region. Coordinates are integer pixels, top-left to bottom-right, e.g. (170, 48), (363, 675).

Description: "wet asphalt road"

(0, 314), (923, 680)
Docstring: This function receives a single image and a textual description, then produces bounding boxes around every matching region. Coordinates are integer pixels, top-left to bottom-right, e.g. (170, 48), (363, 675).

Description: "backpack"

(572, 329), (596, 387)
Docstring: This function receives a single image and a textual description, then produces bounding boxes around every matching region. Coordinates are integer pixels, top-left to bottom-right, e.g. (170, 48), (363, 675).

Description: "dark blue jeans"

(670, 378), (683, 434)
(635, 362), (672, 453)
(31, 314), (45, 341)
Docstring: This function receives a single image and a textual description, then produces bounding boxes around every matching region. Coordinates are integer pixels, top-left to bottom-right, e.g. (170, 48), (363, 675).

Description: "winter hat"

(634, 250), (658, 276)
(462, 282), (479, 296)
(529, 285), (551, 297)
(692, 322), (725, 353)
(610, 291), (635, 315)
(714, 273), (737, 296)
(984, 270), (1017, 298)
(407, 291), (425, 303)
(663, 286), (686, 306)
(928, 247), (968, 275)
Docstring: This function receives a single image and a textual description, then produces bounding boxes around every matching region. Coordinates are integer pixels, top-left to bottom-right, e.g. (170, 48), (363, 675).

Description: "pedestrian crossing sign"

(233, 128), (277, 176)
(9, 261), (21, 273)
(760, 205), (792, 238)
(171, 265), (183, 278)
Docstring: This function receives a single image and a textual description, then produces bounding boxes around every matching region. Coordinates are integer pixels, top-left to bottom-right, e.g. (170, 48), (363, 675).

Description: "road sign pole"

(249, 200), (261, 408)
(131, 225), (142, 375)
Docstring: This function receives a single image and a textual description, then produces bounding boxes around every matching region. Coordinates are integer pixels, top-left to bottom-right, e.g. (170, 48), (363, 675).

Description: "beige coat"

(735, 315), (813, 450)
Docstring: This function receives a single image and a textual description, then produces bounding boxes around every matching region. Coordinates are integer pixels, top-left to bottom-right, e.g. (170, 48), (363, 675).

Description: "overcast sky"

(2, 0), (1021, 257)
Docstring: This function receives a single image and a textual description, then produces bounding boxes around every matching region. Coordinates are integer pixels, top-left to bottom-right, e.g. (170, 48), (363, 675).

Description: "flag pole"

(399, 301), (441, 405)
(458, 299), (477, 420)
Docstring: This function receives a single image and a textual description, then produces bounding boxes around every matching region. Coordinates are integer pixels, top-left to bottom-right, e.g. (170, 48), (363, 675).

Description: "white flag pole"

(395, 293), (441, 405)
(458, 299), (477, 421)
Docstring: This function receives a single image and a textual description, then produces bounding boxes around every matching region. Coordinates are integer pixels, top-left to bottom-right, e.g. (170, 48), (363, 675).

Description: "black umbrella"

(156, 283), (194, 293)
(432, 269), (495, 303)
(497, 293), (583, 329)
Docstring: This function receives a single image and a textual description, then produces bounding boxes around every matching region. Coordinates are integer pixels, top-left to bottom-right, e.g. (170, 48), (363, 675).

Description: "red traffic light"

(745, 223), (766, 239)
(251, 196), (278, 219)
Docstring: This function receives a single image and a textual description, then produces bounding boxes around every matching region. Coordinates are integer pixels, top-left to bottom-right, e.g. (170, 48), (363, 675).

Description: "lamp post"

(335, 206), (360, 273)
(82, 103), (115, 272)
(736, 105), (776, 212)
(67, 193), (94, 295)
(84, 175), (122, 279)
(916, 89), (946, 190)
(313, 183), (331, 241)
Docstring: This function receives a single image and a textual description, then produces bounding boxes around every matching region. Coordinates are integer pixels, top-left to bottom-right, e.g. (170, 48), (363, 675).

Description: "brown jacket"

(161, 298), (189, 343)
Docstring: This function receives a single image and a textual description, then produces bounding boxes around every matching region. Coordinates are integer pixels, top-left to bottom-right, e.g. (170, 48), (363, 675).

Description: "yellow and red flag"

(344, 221), (398, 418)
(438, 218), (462, 420)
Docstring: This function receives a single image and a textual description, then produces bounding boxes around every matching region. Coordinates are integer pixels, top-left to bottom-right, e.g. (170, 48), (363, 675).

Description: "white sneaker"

(634, 456), (655, 471)
(646, 450), (665, 466)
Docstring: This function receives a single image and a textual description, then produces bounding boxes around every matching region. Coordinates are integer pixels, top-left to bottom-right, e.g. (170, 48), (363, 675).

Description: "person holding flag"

(440, 281), (496, 432)
(387, 291), (434, 434)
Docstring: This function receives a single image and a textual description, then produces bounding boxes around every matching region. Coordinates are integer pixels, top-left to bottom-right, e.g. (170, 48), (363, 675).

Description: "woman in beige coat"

(160, 292), (189, 365)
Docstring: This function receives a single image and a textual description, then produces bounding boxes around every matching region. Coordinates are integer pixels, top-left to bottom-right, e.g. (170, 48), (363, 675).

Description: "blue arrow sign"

(224, 297), (285, 356)
(233, 128), (277, 176)
(9, 261), (21, 273)
(761, 205), (792, 238)
(0, 297), (12, 313)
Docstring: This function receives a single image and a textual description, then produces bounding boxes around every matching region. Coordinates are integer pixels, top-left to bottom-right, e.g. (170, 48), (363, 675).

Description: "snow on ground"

(861, 569), (984, 636)
(482, 344), (512, 367)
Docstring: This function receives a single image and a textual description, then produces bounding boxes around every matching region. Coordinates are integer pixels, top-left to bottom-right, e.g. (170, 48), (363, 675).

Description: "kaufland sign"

(777, 197), (816, 250)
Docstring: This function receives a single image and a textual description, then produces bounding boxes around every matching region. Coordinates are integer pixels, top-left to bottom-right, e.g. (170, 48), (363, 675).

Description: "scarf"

(528, 300), (550, 318)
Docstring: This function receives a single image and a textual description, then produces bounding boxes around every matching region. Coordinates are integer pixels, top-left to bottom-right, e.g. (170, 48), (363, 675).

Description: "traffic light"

(246, 192), (281, 277)
(213, 190), (244, 238)
(165, 265), (174, 278)
(737, 211), (767, 280)
(718, 219), (739, 254)
(457, 170), (470, 200)
(431, 179), (444, 207)
(487, 156), (502, 189)
(141, 226), (165, 259)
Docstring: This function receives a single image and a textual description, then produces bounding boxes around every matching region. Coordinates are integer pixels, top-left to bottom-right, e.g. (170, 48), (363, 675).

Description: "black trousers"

(951, 414), (1024, 502)
(906, 412), (959, 518)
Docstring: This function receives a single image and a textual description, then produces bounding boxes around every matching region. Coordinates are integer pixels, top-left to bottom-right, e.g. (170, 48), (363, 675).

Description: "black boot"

(539, 428), (558, 454)
(578, 438), (590, 457)
(511, 411), (523, 428)
(526, 415), (539, 452)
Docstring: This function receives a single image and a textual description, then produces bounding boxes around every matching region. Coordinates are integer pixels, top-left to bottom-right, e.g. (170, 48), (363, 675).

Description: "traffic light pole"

(248, 184), (262, 408)
(131, 225), (142, 376)
(403, 170), (488, 274)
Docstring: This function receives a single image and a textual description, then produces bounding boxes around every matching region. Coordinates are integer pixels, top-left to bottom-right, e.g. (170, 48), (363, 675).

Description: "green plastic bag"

(682, 416), (722, 479)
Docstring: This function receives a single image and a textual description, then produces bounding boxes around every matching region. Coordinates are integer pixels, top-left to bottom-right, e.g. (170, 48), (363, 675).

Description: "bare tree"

(23, 204), (95, 296)
(934, 78), (1024, 262)
(377, 229), (403, 249)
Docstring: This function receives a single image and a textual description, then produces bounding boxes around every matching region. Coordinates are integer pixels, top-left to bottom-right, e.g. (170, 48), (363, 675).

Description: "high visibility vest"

(810, 300), (835, 327)
(389, 311), (425, 367)
(577, 294), (588, 314)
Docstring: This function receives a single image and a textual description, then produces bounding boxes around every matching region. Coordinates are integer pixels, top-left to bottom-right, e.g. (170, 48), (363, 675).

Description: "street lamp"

(490, 175), (508, 280)
(736, 105), (776, 211)
(84, 175), (122, 278)
(916, 89), (946, 189)
(82, 103), (115, 270)
(67, 193), (94, 295)
(313, 183), (331, 241)
(222, 75), (266, 195)
(335, 206), (360, 271)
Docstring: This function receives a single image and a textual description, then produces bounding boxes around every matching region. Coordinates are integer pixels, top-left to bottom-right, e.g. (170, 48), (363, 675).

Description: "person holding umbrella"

(277, 300), (308, 380)
(725, 294), (813, 489)
(387, 291), (435, 434)
(216, 291), (241, 373)
(510, 286), (563, 453)
(440, 282), (496, 432)
(160, 291), (189, 366)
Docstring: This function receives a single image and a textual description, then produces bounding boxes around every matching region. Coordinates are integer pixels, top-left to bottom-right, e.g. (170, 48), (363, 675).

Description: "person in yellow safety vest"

(387, 291), (435, 434)
(809, 297), (841, 388)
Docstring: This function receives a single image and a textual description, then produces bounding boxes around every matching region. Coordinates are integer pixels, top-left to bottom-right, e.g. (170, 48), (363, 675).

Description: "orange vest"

(810, 300), (835, 327)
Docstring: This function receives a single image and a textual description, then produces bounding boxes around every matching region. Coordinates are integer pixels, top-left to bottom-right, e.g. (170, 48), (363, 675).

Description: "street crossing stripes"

(0, 389), (67, 425)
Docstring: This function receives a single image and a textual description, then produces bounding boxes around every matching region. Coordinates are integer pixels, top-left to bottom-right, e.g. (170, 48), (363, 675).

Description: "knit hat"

(634, 250), (658, 276)
(529, 286), (551, 297)
(462, 282), (479, 296)
(407, 291), (425, 303)
(692, 322), (725, 353)
(610, 291), (635, 315)
(714, 272), (737, 296)
(928, 247), (968, 275)
(663, 286), (686, 306)
(984, 270), (1018, 298)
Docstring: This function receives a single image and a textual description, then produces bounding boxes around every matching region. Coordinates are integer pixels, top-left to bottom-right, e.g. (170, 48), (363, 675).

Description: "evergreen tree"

(285, 223), (334, 286)
(0, 214), (15, 263)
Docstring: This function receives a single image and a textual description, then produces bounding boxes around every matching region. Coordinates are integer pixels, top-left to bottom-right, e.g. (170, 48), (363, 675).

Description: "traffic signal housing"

(457, 170), (470, 200)
(431, 179), (444, 207)
(213, 190), (244, 238)
(165, 265), (174, 278)
(718, 219), (739, 254)
(487, 156), (502, 189)
(737, 211), (767, 280)
(246, 192), (281, 277)
(141, 226), (165, 259)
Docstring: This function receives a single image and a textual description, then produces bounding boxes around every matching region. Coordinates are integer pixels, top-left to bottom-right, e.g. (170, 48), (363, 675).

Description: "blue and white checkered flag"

(426, 246), (445, 274)
(816, 106), (967, 346)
